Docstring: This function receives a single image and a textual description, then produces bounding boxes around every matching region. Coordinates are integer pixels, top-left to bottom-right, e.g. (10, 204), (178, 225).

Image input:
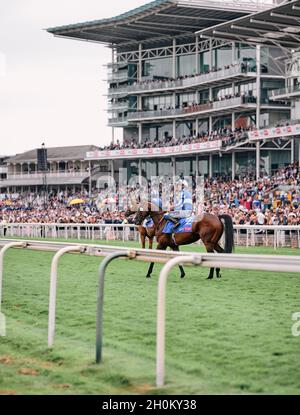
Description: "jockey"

(164, 179), (193, 228)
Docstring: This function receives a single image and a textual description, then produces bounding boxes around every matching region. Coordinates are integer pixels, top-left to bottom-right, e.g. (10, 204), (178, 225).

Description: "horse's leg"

(214, 243), (224, 279)
(141, 232), (146, 249)
(204, 242), (215, 279)
(172, 245), (185, 278)
(149, 237), (153, 250)
(146, 243), (166, 278)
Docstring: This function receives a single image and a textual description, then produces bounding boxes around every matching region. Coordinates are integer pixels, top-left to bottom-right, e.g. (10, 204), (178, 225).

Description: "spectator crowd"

(1, 163), (299, 226)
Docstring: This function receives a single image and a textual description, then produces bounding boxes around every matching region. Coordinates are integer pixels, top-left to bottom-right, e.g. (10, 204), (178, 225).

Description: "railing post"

(48, 246), (85, 348)
(95, 251), (134, 364)
(156, 255), (202, 388)
(0, 242), (27, 310)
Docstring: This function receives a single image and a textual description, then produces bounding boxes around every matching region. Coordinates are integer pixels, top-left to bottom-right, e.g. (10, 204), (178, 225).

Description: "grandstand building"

(0, 145), (107, 193)
(47, 0), (298, 183)
(0, 156), (9, 183)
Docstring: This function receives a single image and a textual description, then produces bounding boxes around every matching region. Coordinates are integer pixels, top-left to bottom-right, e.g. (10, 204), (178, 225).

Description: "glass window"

(199, 51), (210, 73)
(235, 151), (256, 177)
(176, 158), (194, 176)
(236, 43), (256, 71)
(177, 54), (197, 77)
(214, 45), (232, 68)
(261, 47), (285, 75)
(212, 154), (232, 176)
(142, 57), (173, 79)
(199, 90), (209, 104)
(158, 159), (172, 177)
(198, 158), (209, 176)
(142, 160), (157, 178)
(177, 122), (194, 138)
(178, 92), (198, 107)
(261, 79), (285, 104)
(142, 95), (173, 111)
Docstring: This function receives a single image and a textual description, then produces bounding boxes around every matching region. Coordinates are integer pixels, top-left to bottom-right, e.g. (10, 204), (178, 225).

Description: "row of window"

(121, 150), (291, 178)
(110, 45), (284, 85)
(138, 79), (285, 111)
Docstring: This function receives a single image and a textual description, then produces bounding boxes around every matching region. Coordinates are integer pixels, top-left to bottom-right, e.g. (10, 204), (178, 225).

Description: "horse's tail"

(218, 214), (234, 253)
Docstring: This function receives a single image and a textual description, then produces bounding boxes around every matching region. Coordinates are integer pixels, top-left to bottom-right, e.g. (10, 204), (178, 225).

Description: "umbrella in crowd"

(69, 198), (86, 206)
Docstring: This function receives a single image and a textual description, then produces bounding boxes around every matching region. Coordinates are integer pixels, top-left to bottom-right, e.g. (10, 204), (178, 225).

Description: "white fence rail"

(0, 223), (300, 249)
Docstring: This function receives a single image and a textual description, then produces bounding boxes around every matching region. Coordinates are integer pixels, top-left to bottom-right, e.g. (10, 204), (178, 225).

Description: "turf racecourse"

(0, 237), (300, 395)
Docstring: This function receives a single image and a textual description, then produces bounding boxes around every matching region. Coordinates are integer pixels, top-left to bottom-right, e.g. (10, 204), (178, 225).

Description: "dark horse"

(134, 201), (234, 279)
(125, 209), (156, 249)
(138, 223), (156, 249)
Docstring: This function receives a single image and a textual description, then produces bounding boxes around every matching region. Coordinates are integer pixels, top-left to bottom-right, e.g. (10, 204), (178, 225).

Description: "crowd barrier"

(1, 223), (300, 249)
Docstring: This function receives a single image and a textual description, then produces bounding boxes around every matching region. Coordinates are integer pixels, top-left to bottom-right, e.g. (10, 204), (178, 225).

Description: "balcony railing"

(7, 171), (89, 180)
(127, 63), (255, 94)
(127, 96), (247, 121)
(108, 116), (128, 126)
(108, 102), (128, 112)
(269, 84), (300, 99)
(107, 63), (256, 96)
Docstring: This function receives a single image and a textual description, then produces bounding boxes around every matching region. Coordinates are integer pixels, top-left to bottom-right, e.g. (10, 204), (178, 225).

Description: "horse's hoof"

(217, 274), (222, 279)
(180, 274), (185, 279)
(207, 276), (213, 280)
(146, 275), (151, 279)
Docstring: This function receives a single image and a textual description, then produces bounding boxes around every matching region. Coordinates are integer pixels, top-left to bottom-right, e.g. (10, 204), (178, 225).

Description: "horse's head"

(134, 201), (150, 225)
(134, 200), (163, 225)
(124, 208), (134, 218)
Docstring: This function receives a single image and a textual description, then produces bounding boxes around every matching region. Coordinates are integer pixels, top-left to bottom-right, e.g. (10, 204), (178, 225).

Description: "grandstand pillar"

(172, 157), (176, 181)
(231, 42), (236, 64)
(232, 152), (236, 180)
(209, 116), (213, 134)
(256, 45), (261, 130)
(209, 38), (213, 69)
(231, 112), (235, 130)
(256, 142), (260, 179)
(110, 160), (114, 180)
(172, 39), (176, 78)
(138, 43), (142, 82)
(255, 45), (261, 180)
(291, 139), (295, 163)
(298, 140), (300, 163)
(209, 154), (213, 178)
(173, 92), (176, 110)
(195, 35), (199, 73)
(195, 155), (199, 178)
(195, 118), (199, 136)
(138, 123), (143, 144)
(172, 120), (176, 139)
(138, 159), (142, 182)
(88, 161), (92, 196)
(111, 127), (115, 145)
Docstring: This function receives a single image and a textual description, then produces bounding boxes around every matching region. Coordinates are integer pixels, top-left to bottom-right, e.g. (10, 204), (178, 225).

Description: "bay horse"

(125, 209), (156, 249)
(134, 201), (234, 279)
(138, 222), (156, 249)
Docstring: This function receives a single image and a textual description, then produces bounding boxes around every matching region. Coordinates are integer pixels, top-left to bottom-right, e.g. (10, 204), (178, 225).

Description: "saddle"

(162, 216), (195, 234)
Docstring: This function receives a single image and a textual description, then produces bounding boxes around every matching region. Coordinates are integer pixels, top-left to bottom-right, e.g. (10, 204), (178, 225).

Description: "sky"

(0, 0), (146, 156)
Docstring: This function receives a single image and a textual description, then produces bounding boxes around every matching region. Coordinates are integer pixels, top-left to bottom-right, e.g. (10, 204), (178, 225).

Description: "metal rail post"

(156, 255), (202, 388)
(48, 245), (85, 348)
(0, 242), (27, 309)
(96, 251), (135, 364)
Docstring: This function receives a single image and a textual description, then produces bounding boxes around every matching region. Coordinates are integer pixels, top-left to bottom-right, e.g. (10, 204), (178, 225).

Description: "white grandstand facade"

(3, 0), (298, 193)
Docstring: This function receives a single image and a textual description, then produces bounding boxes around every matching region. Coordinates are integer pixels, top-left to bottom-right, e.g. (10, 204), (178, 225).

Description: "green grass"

(0, 238), (300, 395)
